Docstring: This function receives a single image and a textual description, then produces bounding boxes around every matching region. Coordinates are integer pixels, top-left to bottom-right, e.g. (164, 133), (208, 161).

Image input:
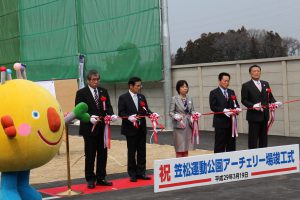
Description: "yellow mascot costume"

(0, 65), (89, 200)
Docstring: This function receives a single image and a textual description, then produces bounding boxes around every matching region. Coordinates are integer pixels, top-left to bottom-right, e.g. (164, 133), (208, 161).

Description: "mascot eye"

(32, 111), (40, 119)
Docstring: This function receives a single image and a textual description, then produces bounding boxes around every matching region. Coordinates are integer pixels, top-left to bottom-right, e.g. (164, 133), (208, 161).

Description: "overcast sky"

(168, 0), (300, 54)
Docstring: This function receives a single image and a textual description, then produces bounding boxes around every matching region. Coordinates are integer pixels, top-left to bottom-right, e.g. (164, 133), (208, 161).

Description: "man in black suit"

(241, 64), (281, 149)
(118, 77), (156, 182)
(75, 69), (117, 189)
(209, 72), (241, 153)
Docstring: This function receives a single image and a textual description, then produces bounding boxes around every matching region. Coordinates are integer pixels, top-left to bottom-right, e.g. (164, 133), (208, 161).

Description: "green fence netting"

(0, 0), (163, 82)
(0, 0), (20, 66)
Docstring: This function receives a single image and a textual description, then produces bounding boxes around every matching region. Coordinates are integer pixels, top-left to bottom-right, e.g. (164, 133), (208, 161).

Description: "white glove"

(253, 103), (263, 111)
(128, 114), (137, 123)
(194, 112), (201, 118)
(90, 115), (99, 125)
(111, 114), (118, 122)
(274, 101), (282, 108)
(223, 109), (231, 118)
(236, 108), (242, 113)
(174, 113), (183, 121)
(153, 112), (159, 117)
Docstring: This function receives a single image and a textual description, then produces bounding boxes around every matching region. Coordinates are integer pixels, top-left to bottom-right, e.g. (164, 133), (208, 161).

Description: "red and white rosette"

(231, 95), (238, 138)
(101, 96), (107, 111)
(104, 115), (111, 149)
(140, 101), (147, 112)
(267, 103), (276, 134)
(149, 113), (159, 144)
(191, 113), (200, 145)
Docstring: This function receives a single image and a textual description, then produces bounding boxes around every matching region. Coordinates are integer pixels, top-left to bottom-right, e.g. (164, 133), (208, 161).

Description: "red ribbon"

(133, 119), (139, 129)
(191, 113), (200, 144)
(101, 96), (107, 111)
(104, 115), (111, 149)
(267, 103), (276, 134)
(231, 95), (238, 137)
(231, 111), (238, 137)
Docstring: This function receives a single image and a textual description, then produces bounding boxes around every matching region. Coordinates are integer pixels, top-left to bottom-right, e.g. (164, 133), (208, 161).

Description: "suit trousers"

(248, 121), (268, 149)
(214, 127), (236, 153)
(126, 130), (146, 178)
(83, 124), (107, 182)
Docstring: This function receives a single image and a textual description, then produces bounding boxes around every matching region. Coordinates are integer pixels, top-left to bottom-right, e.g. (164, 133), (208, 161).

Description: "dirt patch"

(30, 135), (212, 184)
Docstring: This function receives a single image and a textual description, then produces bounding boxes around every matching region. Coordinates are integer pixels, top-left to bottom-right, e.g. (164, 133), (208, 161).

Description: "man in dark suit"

(75, 69), (117, 189)
(241, 64), (281, 149)
(118, 77), (156, 182)
(209, 72), (241, 153)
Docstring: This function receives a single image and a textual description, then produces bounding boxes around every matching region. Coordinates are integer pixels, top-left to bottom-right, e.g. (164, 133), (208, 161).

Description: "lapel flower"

(140, 101), (147, 112)
(231, 95), (236, 101)
(100, 96), (106, 102)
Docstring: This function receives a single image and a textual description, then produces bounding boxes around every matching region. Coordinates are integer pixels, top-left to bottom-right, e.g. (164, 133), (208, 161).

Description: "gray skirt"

(173, 124), (194, 152)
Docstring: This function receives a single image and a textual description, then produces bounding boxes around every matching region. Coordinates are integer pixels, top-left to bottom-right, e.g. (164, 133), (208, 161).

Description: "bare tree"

(282, 37), (300, 56)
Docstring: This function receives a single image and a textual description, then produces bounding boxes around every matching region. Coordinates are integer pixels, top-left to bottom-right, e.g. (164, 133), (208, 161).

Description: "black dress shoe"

(87, 181), (95, 189)
(96, 179), (113, 186)
(136, 175), (151, 180)
(130, 177), (137, 182)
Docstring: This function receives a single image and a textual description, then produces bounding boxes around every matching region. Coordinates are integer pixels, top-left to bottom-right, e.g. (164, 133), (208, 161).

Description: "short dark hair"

(86, 69), (99, 80)
(128, 76), (142, 86)
(176, 80), (188, 94)
(218, 72), (230, 81)
(249, 64), (261, 73)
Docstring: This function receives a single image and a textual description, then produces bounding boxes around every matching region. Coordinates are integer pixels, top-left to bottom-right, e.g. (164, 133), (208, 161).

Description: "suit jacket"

(75, 86), (114, 136)
(169, 94), (195, 128)
(241, 80), (276, 122)
(118, 92), (152, 136)
(209, 87), (240, 128)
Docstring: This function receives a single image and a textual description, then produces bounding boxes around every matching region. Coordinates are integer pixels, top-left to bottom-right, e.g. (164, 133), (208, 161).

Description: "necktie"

(224, 90), (228, 101)
(133, 94), (138, 110)
(94, 89), (99, 109)
(256, 81), (262, 92)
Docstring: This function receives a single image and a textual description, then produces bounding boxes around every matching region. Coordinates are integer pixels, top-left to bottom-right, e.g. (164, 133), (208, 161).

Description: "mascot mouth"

(37, 130), (62, 146)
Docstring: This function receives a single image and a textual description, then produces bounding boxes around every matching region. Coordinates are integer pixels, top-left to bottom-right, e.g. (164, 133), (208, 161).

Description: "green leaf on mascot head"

(80, 113), (90, 123)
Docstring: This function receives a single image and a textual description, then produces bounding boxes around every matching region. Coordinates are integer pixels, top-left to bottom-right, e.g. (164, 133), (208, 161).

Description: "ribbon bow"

(149, 113), (163, 144)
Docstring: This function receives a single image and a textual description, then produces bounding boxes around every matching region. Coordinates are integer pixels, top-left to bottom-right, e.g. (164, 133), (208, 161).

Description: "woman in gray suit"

(170, 80), (199, 158)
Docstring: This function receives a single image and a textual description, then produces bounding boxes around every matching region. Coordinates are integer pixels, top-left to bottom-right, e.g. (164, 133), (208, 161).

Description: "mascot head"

(0, 79), (64, 172)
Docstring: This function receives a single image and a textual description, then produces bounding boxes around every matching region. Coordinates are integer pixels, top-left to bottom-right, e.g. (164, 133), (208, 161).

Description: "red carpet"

(39, 175), (154, 196)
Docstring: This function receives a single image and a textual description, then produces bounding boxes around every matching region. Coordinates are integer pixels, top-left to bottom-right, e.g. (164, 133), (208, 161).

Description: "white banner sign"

(35, 81), (56, 98)
(154, 144), (299, 193)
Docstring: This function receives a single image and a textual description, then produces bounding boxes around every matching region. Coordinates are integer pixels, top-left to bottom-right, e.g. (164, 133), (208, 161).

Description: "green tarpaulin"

(0, 0), (163, 82)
